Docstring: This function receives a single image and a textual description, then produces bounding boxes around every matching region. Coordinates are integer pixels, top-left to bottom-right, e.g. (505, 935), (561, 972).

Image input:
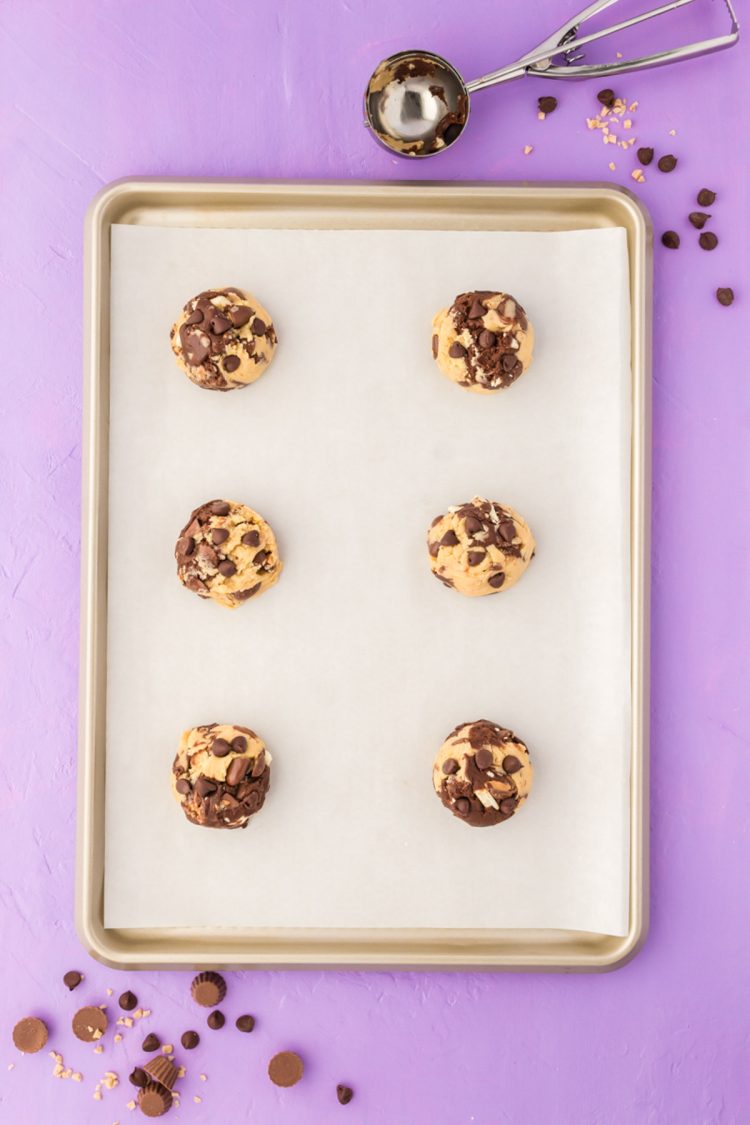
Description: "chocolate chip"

(194, 777), (217, 799)
(440, 530), (459, 547)
(337, 1085), (354, 1105)
(229, 305), (252, 328)
(223, 354), (241, 373)
(252, 317), (266, 335)
(234, 583), (261, 601)
(12, 1017), (48, 1054)
(119, 990), (138, 1011)
(467, 550), (485, 566)
(500, 798), (517, 814)
(211, 528), (230, 545)
(431, 334), (438, 358)
(177, 535), (195, 557)
(475, 747), (493, 769)
(716, 287), (735, 306)
(236, 1015), (255, 1033)
(211, 501), (230, 516)
(465, 516), (482, 536)
(596, 88), (615, 107)
(429, 540), (439, 558)
(142, 1033), (161, 1053)
(181, 1030), (200, 1049)
(699, 231), (718, 250)
(502, 755), (522, 773)
(488, 572), (505, 589)
(226, 756), (249, 787)
(442, 757), (459, 775)
(253, 549), (270, 567)
(443, 122), (463, 144)
(175, 778), (191, 795)
(657, 154), (677, 173)
(63, 970), (82, 991)
(468, 298), (486, 319)
(231, 735), (247, 753)
(242, 529), (261, 547)
(538, 95), (557, 115)
(688, 211), (711, 229)
(207, 1011), (225, 1030)
(697, 188), (716, 206)
(268, 1051), (304, 1087)
(129, 1066), (149, 1088)
(661, 231), (680, 249)
(501, 352), (518, 372)
(499, 520), (516, 542)
(636, 146), (653, 166)
(448, 342), (467, 358)
(212, 737), (231, 757)
(455, 797), (470, 816)
(185, 308), (204, 325)
(218, 559), (237, 578)
(210, 315), (231, 334)
(478, 330), (496, 348)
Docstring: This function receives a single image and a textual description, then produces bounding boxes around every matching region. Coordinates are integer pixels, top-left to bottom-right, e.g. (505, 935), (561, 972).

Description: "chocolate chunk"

(72, 1006), (108, 1042)
(499, 520), (516, 542)
(429, 540), (439, 557)
(478, 330), (496, 348)
(467, 550), (485, 566)
(468, 298), (486, 319)
(500, 798), (517, 814)
(12, 1017), (48, 1054)
(699, 231), (718, 250)
(119, 990), (138, 1011)
(212, 737), (231, 757)
(63, 970), (83, 991)
(210, 315), (231, 334)
(251, 752), (266, 777)
(488, 572), (505, 589)
(175, 778), (191, 795)
(207, 1010), (225, 1030)
(475, 747), (493, 769)
(253, 549), (269, 567)
(177, 535), (195, 557)
(218, 559), (237, 578)
(465, 515), (482, 536)
(432, 333), (438, 358)
(448, 342), (467, 358)
(252, 317), (266, 335)
(129, 1066), (149, 1088)
(596, 88), (615, 107)
(183, 331), (210, 365)
(636, 146), (653, 166)
(538, 95), (557, 115)
(211, 501), (230, 516)
(211, 528), (230, 545)
(185, 308), (204, 326)
(501, 352), (518, 372)
(657, 154), (677, 172)
(455, 797), (470, 816)
(337, 1084), (354, 1105)
(142, 1033), (161, 1052)
(191, 971), (226, 1008)
(231, 735), (247, 753)
(661, 231), (680, 249)
(138, 1083), (172, 1118)
(442, 757), (459, 775)
(242, 530), (261, 547)
(440, 530), (459, 547)
(502, 755), (522, 773)
(229, 305), (252, 328)
(226, 756), (250, 787)
(268, 1051), (304, 1088)
(688, 211), (711, 229)
(716, 287), (735, 307)
(233, 583), (261, 601)
(236, 1015), (255, 1033)
(181, 1030), (200, 1049)
(194, 777), (217, 799)
(697, 188), (716, 206)
(223, 354), (241, 373)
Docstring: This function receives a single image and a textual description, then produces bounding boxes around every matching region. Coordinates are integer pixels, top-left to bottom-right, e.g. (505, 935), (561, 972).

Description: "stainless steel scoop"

(365, 0), (739, 157)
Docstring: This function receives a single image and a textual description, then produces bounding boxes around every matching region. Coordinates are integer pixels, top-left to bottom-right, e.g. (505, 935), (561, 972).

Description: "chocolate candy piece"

(119, 990), (137, 1011)
(475, 747), (493, 769)
(440, 530), (458, 547)
(191, 971), (226, 1008)
(145, 1056), (178, 1091)
(448, 342), (467, 358)
(688, 211), (711, 229)
(181, 1030), (199, 1049)
(716, 287), (735, 307)
(636, 146), (653, 166)
(467, 550), (485, 566)
(138, 1082), (173, 1118)
(210, 500), (230, 516)
(211, 528), (230, 545)
(455, 797), (471, 816)
(537, 95), (557, 115)
(142, 1032), (161, 1052)
(185, 308), (204, 326)
(223, 354), (241, 373)
(175, 778), (190, 795)
(467, 297), (486, 319)
(432, 333), (439, 358)
(207, 1010), (225, 1030)
(226, 756), (250, 787)
(500, 798), (517, 815)
(63, 970), (83, 991)
(697, 188), (716, 206)
(478, 330), (496, 348)
(211, 737), (231, 758)
(12, 1017), (48, 1054)
(236, 1014), (255, 1033)
(268, 1051), (304, 1087)
(218, 559), (237, 577)
(337, 1084), (354, 1105)
(661, 231), (680, 250)
(442, 757), (458, 775)
(657, 154), (677, 173)
(231, 735), (247, 753)
(488, 572), (505, 589)
(229, 305), (252, 328)
(699, 232), (718, 250)
(72, 1005), (108, 1042)
(194, 777), (216, 799)
(129, 1066), (149, 1088)
(502, 755), (522, 774)
(596, 88), (615, 107)
(242, 529), (260, 547)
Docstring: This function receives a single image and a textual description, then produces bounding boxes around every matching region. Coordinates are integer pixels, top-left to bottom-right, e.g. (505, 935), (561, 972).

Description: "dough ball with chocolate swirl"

(428, 496), (535, 596)
(170, 287), (277, 391)
(176, 499), (282, 609)
(433, 720), (533, 827)
(172, 724), (271, 829)
(431, 291), (533, 393)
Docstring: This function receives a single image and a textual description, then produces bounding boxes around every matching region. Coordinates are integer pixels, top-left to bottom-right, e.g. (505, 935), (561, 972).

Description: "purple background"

(1, 1), (749, 1122)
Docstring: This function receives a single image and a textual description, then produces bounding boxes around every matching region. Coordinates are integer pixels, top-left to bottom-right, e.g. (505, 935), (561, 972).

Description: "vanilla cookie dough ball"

(428, 496), (535, 596)
(172, 724), (271, 829)
(176, 499), (282, 609)
(433, 720), (533, 827)
(431, 291), (533, 392)
(170, 287), (277, 391)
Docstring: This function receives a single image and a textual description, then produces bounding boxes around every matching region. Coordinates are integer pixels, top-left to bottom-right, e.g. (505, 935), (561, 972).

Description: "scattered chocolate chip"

(207, 1011), (225, 1030)
(211, 501), (230, 516)
(13, 1017), (48, 1054)
(500, 798), (517, 814)
(697, 188), (716, 206)
(688, 211), (711, 229)
(242, 530), (261, 547)
(72, 1006), (108, 1043)
(467, 550), (485, 567)
(252, 317), (267, 335)
(657, 154), (677, 173)
(229, 305), (252, 328)
(661, 231), (680, 249)
(440, 530), (459, 547)
(223, 354), (241, 373)
(455, 797), (470, 816)
(475, 747), (493, 769)
(716, 287), (734, 306)
(636, 146), (654, 166)
(63, 970), (83, 991)
(181, 1030), (200, 1049)
(442, 757), (459, 775)
(119, 990), (138, 1011)
(194, 777), (217, 799)
(185, 308), (204, 326)
(502, 755), (522, 773)
(478, 330), (496, 348)
(142, 1033), (161, 1052)
(210, 315), (232, 335)
(488, 572), (505, 589)
(191, 972), (226, 1008)
(211, 528), (230, 546)
(468, 298), (486, 319)
(537, 95), (557, 115)
(226, 756), (250, 787)
(236, 1015), (255, 1033)
(596, 88), (615, 107)
(129, 1066), (149, 1088)
(175, 778), (191, 795)
(218, 560), (237, 577)
(431, 334), (438, 358)
(268, 1051), (304, 1087)
(138, 1082), (172, 1118)
(337, 1084), (354, 1105)
(448, 342), (467, 358)
(212, 738), (231, 758)
(699, 231), (718, 250)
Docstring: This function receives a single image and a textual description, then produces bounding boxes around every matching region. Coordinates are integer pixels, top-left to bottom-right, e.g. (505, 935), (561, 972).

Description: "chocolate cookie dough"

(175, 498), (282, 609)
(172, 724), (271, 830)
(170, 287), (277, 391)
(431, 291), (534, 393)
(427, 496), (535, 596)
(433, 720), (533, 827)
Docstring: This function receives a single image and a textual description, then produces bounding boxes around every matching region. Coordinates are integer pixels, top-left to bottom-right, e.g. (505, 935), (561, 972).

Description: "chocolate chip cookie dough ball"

(176, 499), (282, 609)
(431, 291), (533, 392)
(428, 496), (535, 596)
(433, 720), (533, 827)
(172, 724), (271, 829)
(170, 287), (277, 391)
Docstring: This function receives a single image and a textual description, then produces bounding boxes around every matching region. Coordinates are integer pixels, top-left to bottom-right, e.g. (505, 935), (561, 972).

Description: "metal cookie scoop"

(364, 0), (739, 158)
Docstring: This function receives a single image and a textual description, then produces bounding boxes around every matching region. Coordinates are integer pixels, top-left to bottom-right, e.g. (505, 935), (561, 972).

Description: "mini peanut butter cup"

(138, 1082), (173, 1117)
(191, 971), (226, 1007)
(72, 1005), (108, 1042)
(145, 1055), (178, 1092)
(12, 1017), (48, 1054)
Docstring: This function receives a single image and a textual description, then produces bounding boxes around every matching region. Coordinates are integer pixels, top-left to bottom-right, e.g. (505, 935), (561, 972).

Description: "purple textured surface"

(1, 1), (749, 1122)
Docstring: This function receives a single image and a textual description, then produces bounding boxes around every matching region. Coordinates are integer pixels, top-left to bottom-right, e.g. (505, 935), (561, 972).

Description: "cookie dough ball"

(176, 499), (282, 609)
(172, 724), (271, 829)
(170, 287), (277, 391)
(428, 496), (535, 596)
(433, 720), (533, 827)
(431, 291), (533, 393)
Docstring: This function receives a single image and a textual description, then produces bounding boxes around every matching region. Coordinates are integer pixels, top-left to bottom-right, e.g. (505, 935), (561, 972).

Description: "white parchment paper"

(104, 222), (631, 935)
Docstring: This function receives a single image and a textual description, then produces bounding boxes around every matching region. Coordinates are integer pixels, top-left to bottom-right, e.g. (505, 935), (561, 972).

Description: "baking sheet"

(104, 222), (631, 935)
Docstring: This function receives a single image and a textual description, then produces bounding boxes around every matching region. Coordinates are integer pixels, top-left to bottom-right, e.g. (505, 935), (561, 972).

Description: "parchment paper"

(104, 222), (631, 935)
